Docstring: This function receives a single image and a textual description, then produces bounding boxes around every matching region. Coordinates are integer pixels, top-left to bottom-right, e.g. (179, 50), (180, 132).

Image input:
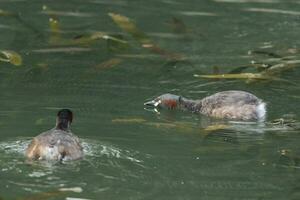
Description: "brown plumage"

(25, 109), (83, 161)
(144, 90), (266, 121)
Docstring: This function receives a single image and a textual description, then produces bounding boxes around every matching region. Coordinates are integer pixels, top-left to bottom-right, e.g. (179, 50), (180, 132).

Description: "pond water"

(1, 0), (300, 199)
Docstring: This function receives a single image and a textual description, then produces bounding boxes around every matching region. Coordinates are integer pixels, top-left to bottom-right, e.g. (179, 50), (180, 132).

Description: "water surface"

(0, 0), (300, 199)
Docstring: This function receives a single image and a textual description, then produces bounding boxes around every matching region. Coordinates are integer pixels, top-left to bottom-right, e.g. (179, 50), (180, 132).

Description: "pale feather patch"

(154, 100), (161, 107)
(210, 103), (264, 121)
(39, 145), (61, 160)
(256, 102), (266, 121)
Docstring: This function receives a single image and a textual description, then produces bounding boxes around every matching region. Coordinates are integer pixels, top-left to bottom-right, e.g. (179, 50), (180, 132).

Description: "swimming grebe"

(25, 109), (83, 161)
(144, 90), (266, 121)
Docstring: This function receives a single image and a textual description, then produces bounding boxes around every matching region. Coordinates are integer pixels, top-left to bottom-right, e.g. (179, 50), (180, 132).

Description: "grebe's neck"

(178, 96), (201, 113)
(55, 118), (71, 132)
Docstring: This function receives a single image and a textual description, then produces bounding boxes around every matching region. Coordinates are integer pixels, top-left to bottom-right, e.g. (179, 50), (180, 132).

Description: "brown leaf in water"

(0, 50), (22, 66)
(169, 17), (188, 34)
(204, 124), (230, 132)
(93, 58), (123, 71)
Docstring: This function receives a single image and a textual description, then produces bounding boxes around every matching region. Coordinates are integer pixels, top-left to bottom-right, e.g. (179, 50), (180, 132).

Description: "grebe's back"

(25, 109), (83, 161)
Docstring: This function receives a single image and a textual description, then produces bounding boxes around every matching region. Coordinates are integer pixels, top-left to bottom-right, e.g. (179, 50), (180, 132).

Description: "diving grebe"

(25, 109), (83, 161)
(144, 90), (266, 121)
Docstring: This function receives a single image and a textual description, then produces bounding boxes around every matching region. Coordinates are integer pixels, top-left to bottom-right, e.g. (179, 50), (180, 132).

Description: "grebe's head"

(56, 109), (73, 130)
(144, 94), (180, 109)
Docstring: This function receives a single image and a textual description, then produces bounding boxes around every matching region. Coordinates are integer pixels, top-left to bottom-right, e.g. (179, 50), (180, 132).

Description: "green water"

(1, 0), (300, 199)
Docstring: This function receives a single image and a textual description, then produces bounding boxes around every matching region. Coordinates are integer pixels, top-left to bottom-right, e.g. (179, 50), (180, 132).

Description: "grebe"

(25, 109), (83, 161)
(144, 90), (266, 121)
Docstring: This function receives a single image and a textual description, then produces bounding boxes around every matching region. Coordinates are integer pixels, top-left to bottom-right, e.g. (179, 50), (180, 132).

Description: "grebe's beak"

(144, 99), (161, 107)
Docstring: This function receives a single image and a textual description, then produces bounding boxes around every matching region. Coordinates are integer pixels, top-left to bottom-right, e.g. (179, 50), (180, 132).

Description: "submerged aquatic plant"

(0, 50), (22, 66)
(108, 12), (185, 61)
(196, 49), (300, 83)
(169, 17), (188, 34)
(0, 9), (41, 35)
(86, 58), (123, 73)
(0, 9), (15, 17)
(48, 17), (61, 44)
(48, 21), (128, 46)
(45, 6), (127, 47)
(72, 32), (128, 46)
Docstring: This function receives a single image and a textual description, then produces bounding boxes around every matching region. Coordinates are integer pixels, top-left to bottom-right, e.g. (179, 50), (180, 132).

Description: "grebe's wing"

(25, 138), (40, 160)
(202, 91), (260, 108)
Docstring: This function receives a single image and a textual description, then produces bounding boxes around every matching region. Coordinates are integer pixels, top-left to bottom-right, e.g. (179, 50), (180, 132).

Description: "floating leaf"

(0, 50), (22, 66)
(58, 187), (83, 193)
(194, 73), (270, 80)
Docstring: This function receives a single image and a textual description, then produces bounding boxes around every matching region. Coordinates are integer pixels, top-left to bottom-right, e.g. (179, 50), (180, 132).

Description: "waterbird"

(25, 109), (83, 161)
(144, 90), (266, 121)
